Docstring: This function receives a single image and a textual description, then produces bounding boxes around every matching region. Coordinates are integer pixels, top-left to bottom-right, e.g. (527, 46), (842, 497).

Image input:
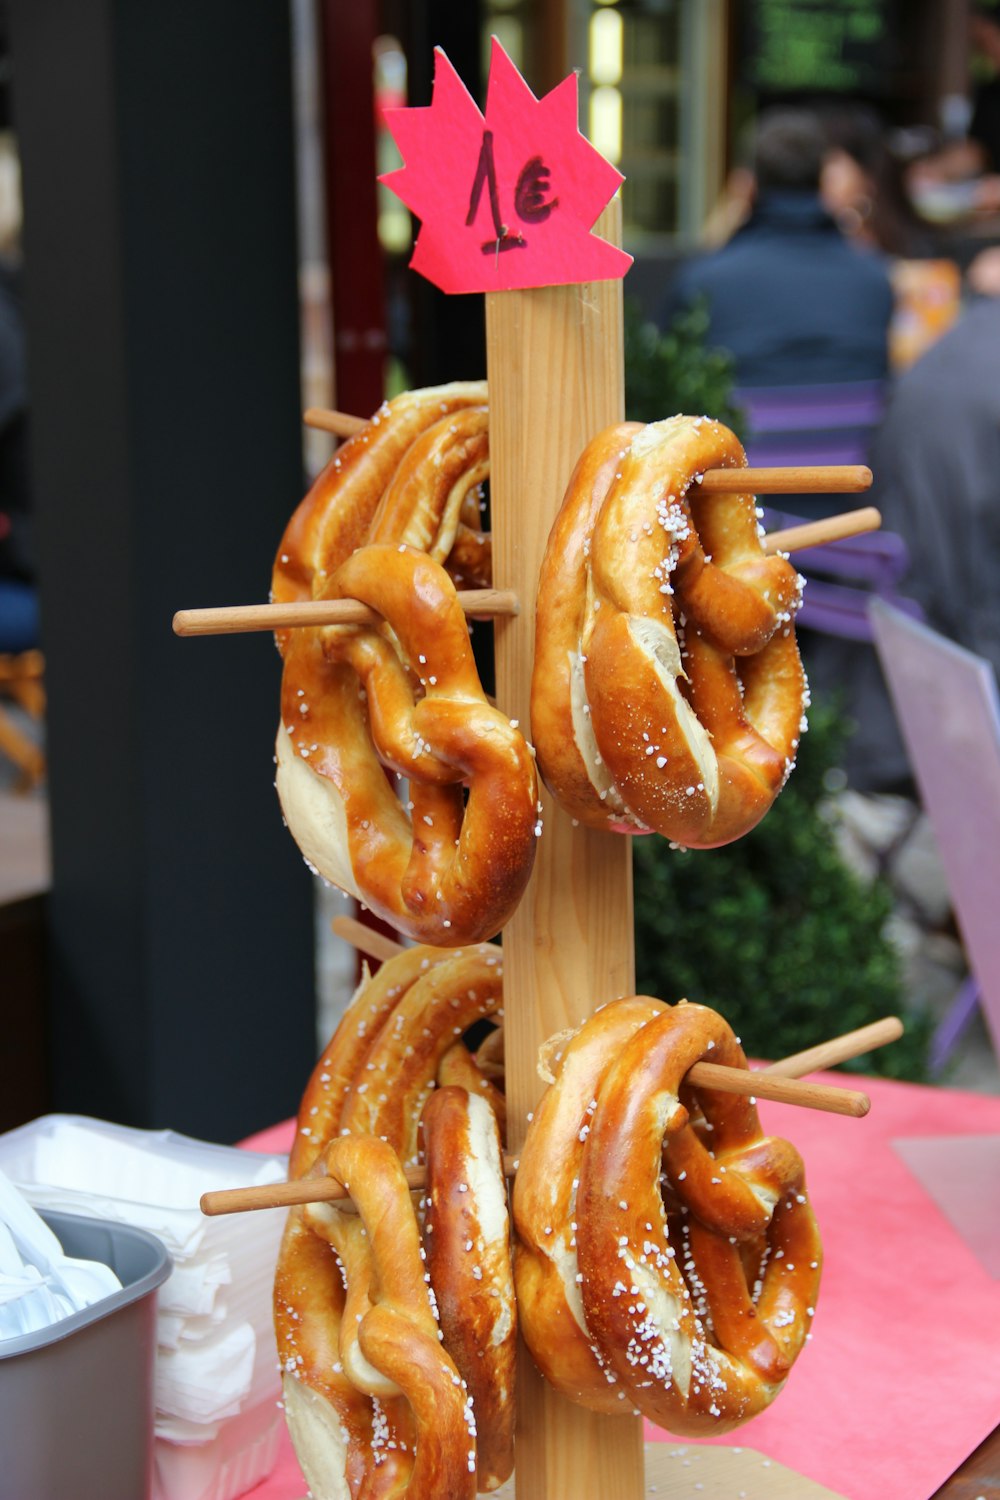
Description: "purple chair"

(735, 380), (924, 641)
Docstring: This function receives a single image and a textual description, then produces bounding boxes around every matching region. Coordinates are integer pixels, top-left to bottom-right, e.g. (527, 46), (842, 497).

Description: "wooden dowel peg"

(700, 463), (872, 496)
(303, 407), (367, 439)
(172, 588), (520, 638)
(332, 916), (407, 964)
(763, 505), (882, 556)
(760, 1016), (904, 1078)
(686, 1064), (868, 1117)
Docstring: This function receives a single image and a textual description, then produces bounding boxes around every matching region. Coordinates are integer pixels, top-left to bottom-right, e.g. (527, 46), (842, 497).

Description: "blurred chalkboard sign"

(741, 0), (901, 97)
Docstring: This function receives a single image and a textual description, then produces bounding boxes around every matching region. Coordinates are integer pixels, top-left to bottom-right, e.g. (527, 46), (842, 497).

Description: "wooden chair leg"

(0, 704), (46, 790)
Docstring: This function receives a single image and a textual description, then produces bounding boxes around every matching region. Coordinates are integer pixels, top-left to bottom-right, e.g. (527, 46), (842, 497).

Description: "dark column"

(8, 0), (317, 1141)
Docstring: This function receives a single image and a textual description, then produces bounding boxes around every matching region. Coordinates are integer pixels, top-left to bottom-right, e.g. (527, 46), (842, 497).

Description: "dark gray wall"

(9, 0), (317, 1141)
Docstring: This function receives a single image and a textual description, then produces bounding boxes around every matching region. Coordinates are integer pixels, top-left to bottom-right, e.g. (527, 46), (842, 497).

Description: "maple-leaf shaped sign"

(380, 37), (633, 294)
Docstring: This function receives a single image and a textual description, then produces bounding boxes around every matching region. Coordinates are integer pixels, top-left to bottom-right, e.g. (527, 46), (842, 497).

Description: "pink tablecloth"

(242, 1070), (1000, 1500)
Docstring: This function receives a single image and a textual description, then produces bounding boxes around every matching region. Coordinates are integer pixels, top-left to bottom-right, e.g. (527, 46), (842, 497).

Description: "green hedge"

(624, 298), (931, 1080)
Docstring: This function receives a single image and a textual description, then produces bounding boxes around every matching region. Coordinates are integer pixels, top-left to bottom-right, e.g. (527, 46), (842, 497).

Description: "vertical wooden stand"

(488, 203), (644, 1500)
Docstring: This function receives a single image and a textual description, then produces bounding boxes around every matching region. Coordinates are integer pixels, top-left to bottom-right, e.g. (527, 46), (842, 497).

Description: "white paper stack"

(0, 1114), (289, 1500)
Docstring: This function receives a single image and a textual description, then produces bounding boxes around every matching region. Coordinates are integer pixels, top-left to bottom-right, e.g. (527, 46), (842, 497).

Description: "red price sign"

(381, 37), (633, 295)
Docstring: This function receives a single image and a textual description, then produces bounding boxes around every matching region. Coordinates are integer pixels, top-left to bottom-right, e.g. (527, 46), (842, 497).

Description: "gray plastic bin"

(0, 1209), (171, 1500)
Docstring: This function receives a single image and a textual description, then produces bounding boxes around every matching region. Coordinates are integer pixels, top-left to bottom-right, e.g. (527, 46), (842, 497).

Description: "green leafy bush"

(623, 301), (931, 1080)
(633, 701), (932, 1081)
(624, 296), (745, 434)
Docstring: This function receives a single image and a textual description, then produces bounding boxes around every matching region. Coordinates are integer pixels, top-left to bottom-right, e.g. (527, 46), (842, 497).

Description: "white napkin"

(0, 1169), (121, 1341)
(155, 1320), (257, 1426)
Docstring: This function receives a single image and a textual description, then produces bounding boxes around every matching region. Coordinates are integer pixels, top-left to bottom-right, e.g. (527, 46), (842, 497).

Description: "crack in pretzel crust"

(515, 998), (822, 1437)
(275, 944), (509, 1499)
(531, 415), (810, 847)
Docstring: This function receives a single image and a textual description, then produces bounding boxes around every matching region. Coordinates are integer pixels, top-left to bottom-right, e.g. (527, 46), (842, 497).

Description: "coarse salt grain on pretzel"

(512, 996), (665, 1414)
(575, 1000), (822, 1435)
(297, 1135), (477, 1500)
(272, 381), (488, 614)
(531, 415), (809, 847)
(422, 1086), (516, 1491)
(276, 543), (538, 945)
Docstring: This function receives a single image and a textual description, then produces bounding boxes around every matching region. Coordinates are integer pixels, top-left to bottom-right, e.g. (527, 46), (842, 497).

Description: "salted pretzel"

(422, 1087), (516, 1491)
(289, 1135), (477, 1500)
(338, 943), (505, 1163)
(368, 405), (491, 588)
(272, 381), (489, 616)
(531, 415), (808, 847)
(276, 945), (507, 1497)
(276, 543), (538, 945)
(573, 1000), (821, 1434)
(513, 997), (664, 1413)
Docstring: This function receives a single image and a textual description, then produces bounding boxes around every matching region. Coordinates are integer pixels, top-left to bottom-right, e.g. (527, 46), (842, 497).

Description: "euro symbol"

(515, 156), (558, 223)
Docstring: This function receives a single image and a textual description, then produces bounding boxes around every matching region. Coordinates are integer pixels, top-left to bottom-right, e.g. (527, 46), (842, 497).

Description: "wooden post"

(488, 202), (645, 1500)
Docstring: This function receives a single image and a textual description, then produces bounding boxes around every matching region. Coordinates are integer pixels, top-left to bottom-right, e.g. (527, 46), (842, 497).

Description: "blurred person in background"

(663, 107), (894, 390)
(819, 103), (964, 373)
(865, 245), (1000, 687)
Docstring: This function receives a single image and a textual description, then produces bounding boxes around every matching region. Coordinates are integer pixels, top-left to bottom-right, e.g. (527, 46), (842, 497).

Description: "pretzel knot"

(276, 543), (538, 945)
(531, 415), (809, 847)
(574, 1001), (822, 1434)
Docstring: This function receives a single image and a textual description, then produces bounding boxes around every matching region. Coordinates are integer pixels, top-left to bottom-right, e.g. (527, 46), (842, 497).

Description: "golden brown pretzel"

(273, 381), (488, 613)
(575, 1001), (821, 1434)
(422, 1087), (516, 1492)
(276, 944), (507, 1497)
(368, 406), (491, 589)
(275, 1210), (405, 1500)
(301, 1135), (477, 1500)
(287, 946), (459, 1179)
(276, 544), (538, 945)
(512, 997), (665, 1413)
(338, 943), (504, 1164)
(531, 416), (808, 847)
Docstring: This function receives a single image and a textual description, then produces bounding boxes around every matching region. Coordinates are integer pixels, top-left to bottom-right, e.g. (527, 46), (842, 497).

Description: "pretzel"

(531, 416), (809, 847)
(276, 543), (538, 945)
(369, 405), (492, 589)
(276, 944), (506, 1496)
(296, 1135), (477, 1500)
(575, 1000), (822, 1434)
(422, 1087), (516, 1491)
(338, 943), (504, 1164)
(287, 946), (460, 1179)
(513, 996), (665, 1413)
(272, 381), (489, 616)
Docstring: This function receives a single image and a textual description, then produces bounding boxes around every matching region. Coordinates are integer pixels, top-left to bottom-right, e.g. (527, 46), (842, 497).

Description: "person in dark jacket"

(665, 108), (895, 389)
